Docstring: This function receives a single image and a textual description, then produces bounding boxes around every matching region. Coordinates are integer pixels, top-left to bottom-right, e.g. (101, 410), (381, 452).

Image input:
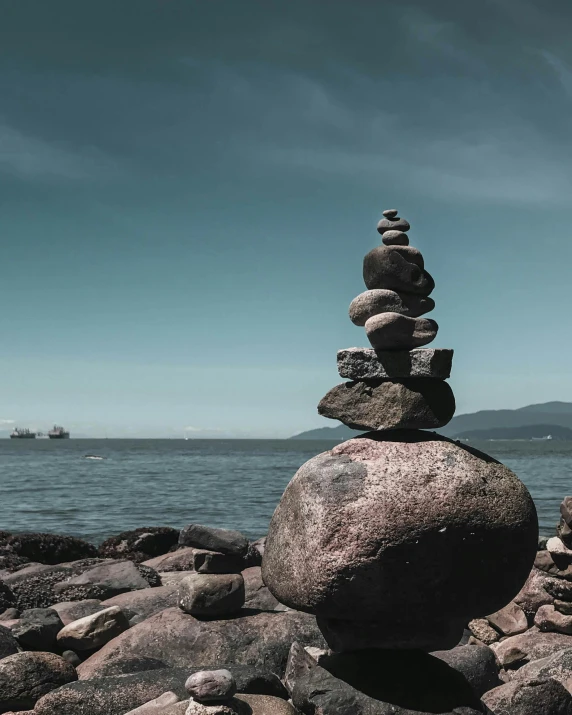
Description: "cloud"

(0, 419), (15, 431)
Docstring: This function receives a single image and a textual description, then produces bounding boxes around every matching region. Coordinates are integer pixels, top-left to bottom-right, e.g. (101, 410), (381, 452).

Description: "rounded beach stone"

(178, 573), (245, 617)
(382, 209), (399, 218)
(178, 525), (249, 558)
(57, 605), (130, 650)
(349, 289), (434, 325)
(317, 379), (455, 431)
(382, 230), (409, 246)
(186, 669), (236, 702)
(365, 312), (438, 350)
(377, 217), (411, 234)
(0, 651), (77, 711)
(363, 245), (434, 295)
(262, 431), (538, 650)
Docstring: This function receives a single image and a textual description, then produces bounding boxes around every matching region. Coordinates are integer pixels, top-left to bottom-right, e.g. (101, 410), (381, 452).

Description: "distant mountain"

(291, 402), (572, 440)
(452, 424), (572, 440)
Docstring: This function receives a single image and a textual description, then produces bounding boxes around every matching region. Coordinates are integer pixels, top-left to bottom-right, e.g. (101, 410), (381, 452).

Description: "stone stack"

(318, 209), (455, 432)
(261, 208), (540, 712)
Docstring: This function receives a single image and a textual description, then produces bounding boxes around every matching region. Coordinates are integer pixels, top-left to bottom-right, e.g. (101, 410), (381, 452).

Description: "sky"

(2, 0), (572, 438)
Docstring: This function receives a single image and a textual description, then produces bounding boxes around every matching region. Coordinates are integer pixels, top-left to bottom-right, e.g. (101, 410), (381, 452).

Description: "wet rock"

(101, 584), (179, 621)
(337, 347), (452, 380)
(482, 677), (572, 714)
(51, 599), (105, 626)
(0, 651), (77, 712)
(77, 607), (326, 679)
(178, 573), (245, 617)
(98, 527), (180, 563)
(365, 312), (438, 350)
(486, 601), (529, 636)
(318, 379), (456, 432)
(54, 560), (157, 601)
(262, 431), (537, 651)
(0, 532), (97, 565)
(535, 604), (572, 634)
(349, 289), (434, 324)
(124, 691), (181, 714)
(363, 245), (434, 295)
(242, 567), (280, 611)
(377, 217), (411, 234)
(468, 619), (500, 645)
(143, 547), (243, 574)
(381, 230), (409, 246)
(57, 605), (130, 650)
(491, 628), (572, 668)
(0, 626), (19, 661)
(431, 644), (500, 698)
(186, 670), (236, 701)
(178, 525), (249, 558)
(290, 650), (484, 714)
(11, 608), (63, 651)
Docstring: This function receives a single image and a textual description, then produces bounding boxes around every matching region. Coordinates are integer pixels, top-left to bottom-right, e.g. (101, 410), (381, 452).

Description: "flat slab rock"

(338, 347), (453, 380)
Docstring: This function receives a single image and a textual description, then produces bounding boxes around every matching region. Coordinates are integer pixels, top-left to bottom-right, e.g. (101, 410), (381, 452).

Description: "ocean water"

(0, 438), (569, 543)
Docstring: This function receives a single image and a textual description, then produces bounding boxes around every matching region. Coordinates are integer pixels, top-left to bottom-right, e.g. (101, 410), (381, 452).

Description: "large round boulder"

(262, 431), (538, 651)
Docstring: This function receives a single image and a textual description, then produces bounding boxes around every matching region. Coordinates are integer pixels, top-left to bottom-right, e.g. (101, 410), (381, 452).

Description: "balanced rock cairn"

(319, 208), (455, 432)
(262, 209), (539, 675)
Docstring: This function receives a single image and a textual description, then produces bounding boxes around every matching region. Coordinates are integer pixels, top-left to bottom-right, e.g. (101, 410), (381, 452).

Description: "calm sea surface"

(0, 439), (569, 543)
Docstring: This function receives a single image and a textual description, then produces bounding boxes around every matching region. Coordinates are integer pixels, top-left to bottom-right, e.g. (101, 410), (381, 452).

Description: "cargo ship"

(48, 425), (70, 439)
(10, 428), (36, 439)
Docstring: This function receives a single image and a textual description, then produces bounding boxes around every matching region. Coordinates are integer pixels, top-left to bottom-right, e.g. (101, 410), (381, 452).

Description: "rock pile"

(318, 209), (455, 431)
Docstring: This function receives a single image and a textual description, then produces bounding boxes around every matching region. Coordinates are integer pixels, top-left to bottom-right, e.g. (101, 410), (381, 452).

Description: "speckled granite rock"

(337, 347), (452, 380)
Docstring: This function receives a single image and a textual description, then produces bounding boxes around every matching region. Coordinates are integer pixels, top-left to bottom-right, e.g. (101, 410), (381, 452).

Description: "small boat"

(84, 454), (104, 460)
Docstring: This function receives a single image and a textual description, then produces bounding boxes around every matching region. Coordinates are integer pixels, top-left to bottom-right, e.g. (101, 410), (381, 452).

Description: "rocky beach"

(2, 211), (572, 715)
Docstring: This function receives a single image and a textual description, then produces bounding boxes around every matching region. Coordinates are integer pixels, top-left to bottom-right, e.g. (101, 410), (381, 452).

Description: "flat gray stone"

(337, 348), (452, 380)
(349, 290), (434, 324)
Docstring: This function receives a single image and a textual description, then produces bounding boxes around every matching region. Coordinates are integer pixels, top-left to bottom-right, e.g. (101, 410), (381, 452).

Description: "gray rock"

(381, 230), (409, 246)
(124, 691), (181, 714)
(431, 644), (500, 698)
(262, 431), (537, 651)
(77, 607), (326, 679)
(558, 519), (572, 548)
(349, 290), (435, 325)
(143, 547), (243, 574)
(376, 217), (411, 234)
(185, 670), (236, 702)
(0, 651), (77, 712)
(491, 628), (572, 668)
(178, 573), (245, 617)
(482, 677), (572, 714)
(11, 607), (63, 651)
(242, 567), (279, 611)
(0, 626), (19, 661)
(363, 245), (434, 295)
(514, 568), (557, 617)
(0, 609), (18, 623)
(57, 605), (130, 650)
(468, 618), (500, 645)
(0, 532), (97, 565)
(486, 601), (529, 636)
(235, 694), (298, 715)
(290, 650), (485, 714)
(382, 209), (399, 218)
(98, 527), (180, 564)
(284, 642), (318, 697)
(62, 650), (82, 667)
(365, 312), (438, 350)
(318, 379), (455, 432)
(535, 604), (572, 634)
(100, 584), (179, 621)
(512, 647), (572, 689)
(51, 599), (105, 625)
(0, 584), (15, 616)
(178, 525), (249, 558)
(54, 560), (155, 600)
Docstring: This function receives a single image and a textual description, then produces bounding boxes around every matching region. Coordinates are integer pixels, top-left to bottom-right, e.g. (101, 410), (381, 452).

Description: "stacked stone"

(262, 207), (539, 713)
(318, 209), (456, 432)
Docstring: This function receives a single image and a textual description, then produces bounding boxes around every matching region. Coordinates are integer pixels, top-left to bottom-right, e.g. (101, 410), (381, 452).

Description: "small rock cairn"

(318, 208), (455, 431)
(262, 208), (539, 708)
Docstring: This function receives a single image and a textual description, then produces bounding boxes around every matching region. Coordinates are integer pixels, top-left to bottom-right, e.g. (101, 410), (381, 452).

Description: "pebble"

(185, 669), (236, 702)
(382, 209), (398, 218)
(365, 313), (438, 350)
(382, 229), (409, 246)
(349, 289), (434, 325)
(377, 217), (410, 234)
(337, 347), (452, 380)
(178, 573), (245, 617)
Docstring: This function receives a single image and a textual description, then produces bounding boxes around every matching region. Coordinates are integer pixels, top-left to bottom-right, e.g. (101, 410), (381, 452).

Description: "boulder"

(57, 605), (130, 650)
(317, 379), (456, 432)
(481, 677), (572, 714)
(511, 647), (572, 691)
(486, 601), (529, 636)
(262, 431), (537, 650)
(0, 533), (97, 565)
(242, 567), (280, 611)
(186, 670), (236, 701)
(178, 574), (245, 617)
(348, 290), (434, 324)
(143, 548), (243, 574)
(290, 650), (484, 714)
(98, 527), (180, 563)
(365, 313), (438, 350)
(0, 651), (77, 713)
(363, 245), (434, 295)
(77, 607), (326, 679)
(178, 525), (249, 558)
(11, 608), (63, 651)
(337, 347), (452, 380)
(491, 628), (572, 668)
(535, 604), (572, 634)
(51, 600), (105, 626)
(431, 644), (500, 698)
(100, 584), (179, 620)
(0, 627), (19, 661)
(54, 560), (157, 601)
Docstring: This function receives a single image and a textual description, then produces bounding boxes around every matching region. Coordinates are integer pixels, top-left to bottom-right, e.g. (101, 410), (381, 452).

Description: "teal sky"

(2, 0), (572, 438)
